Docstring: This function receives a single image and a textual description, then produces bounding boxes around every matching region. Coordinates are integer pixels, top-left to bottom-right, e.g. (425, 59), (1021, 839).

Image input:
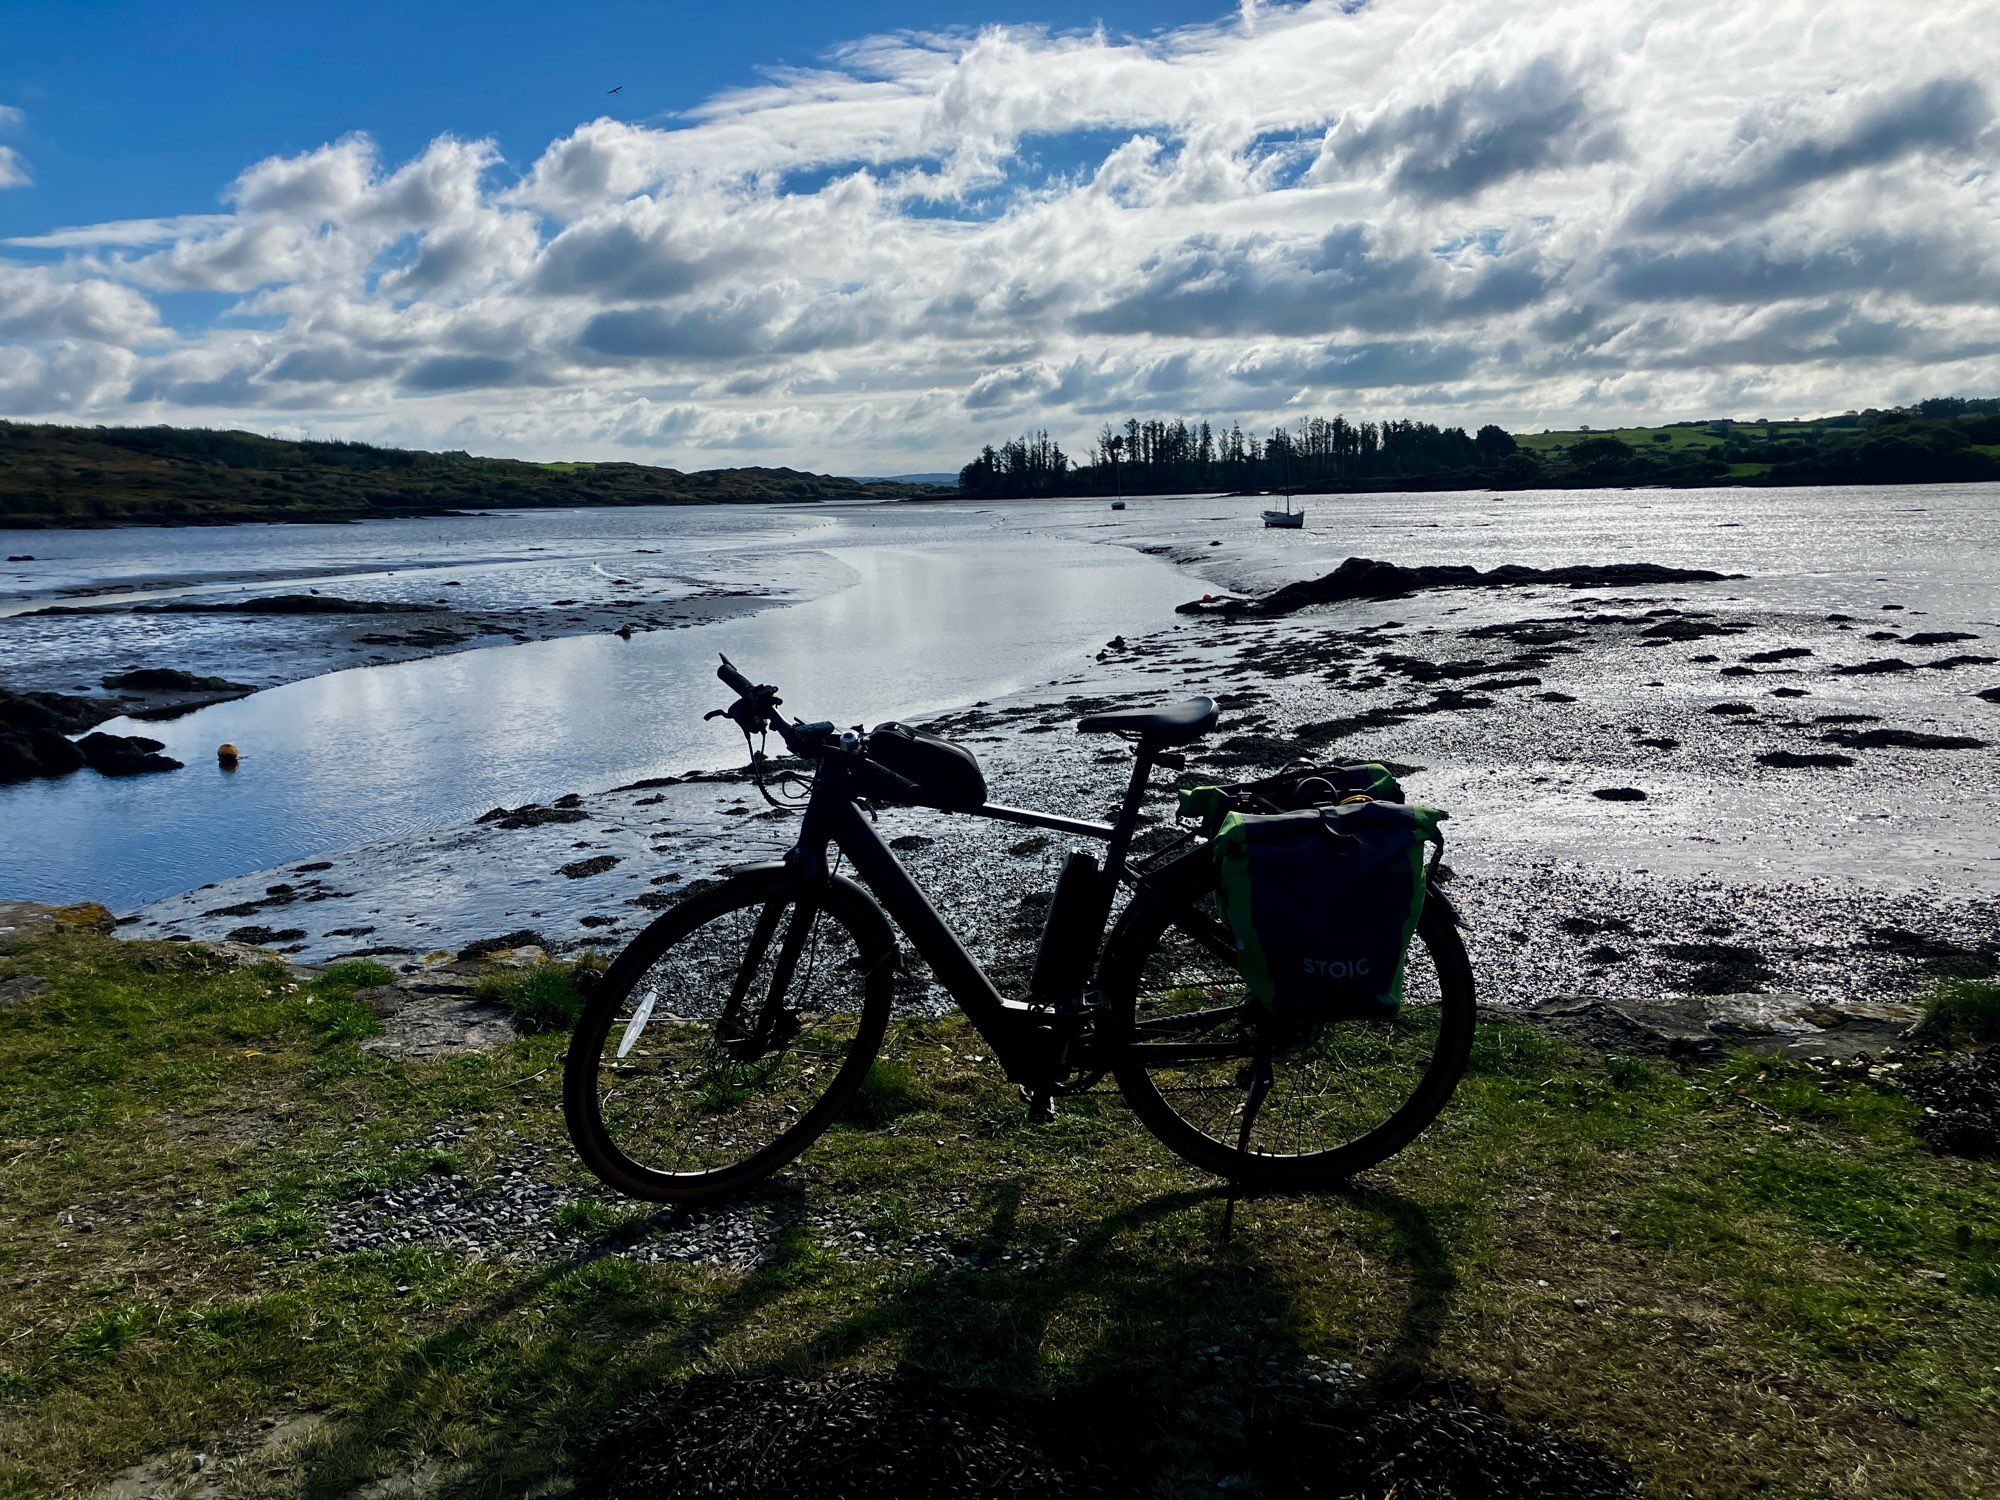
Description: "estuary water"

(1, 504), (1193, 906)
(3, 482), (1997, 912)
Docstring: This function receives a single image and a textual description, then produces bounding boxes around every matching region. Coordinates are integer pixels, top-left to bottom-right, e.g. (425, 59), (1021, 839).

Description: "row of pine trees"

(957, 414), (1521, 497)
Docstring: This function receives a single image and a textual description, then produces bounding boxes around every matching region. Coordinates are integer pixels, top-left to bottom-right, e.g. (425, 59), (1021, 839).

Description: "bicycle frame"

(782, 740), (1170, 1085)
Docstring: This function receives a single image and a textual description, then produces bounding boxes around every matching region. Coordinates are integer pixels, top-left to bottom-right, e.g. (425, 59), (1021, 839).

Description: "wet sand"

(119, 539), (1999, 1017)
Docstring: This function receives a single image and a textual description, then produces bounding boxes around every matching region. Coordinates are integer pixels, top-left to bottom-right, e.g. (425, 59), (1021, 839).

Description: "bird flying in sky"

(606, 85), (622, 94)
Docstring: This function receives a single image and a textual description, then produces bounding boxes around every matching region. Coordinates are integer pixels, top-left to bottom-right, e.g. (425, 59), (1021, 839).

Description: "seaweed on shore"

(1177, 557), (1739, 618)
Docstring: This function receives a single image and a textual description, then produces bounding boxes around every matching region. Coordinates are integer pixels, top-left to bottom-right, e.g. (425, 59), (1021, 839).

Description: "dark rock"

(1822, 728), (1988, 751)
(5, 554), (33, 562)
(1904, 631), (1977, 646)
(1183, 557), (1737, 617)
(152, 594), (450, 616)
(1833, 658), (1916, 675)
(1560, 915), (1634, 936)
(888, 834), (934, 851)
(100, 667), (252, 693)
(1592, 787), (1647, 801)
(1640, 616), (1745, 642)
(1, 686), (111, 736)
(457, 930), (546, 961)
(1981, 687), (2000, 704)
(559, 855), (620, 879)
(1741, 647), (1812, 663)
(224, 925), (306, 945)
(75, 731), (183, 777)
(476, 803), (590, 830)
(1659, 941), (1775, 994)
(0, 726), (84, 782)
(1758, 750), (1856, 769)
(1706, 703), (1756, 716)
(1536, 691), (1578, 703)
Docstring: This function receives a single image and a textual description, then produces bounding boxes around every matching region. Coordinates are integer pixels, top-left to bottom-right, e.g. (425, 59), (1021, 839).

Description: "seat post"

(1101, 740), (1157, 883)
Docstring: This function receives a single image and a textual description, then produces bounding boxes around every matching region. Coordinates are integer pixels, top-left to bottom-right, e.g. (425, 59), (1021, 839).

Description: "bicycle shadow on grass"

(292, 1174), (1459, 1495)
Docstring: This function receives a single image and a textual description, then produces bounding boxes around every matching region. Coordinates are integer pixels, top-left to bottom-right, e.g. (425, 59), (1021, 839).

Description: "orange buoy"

(217, 743), (240, 768)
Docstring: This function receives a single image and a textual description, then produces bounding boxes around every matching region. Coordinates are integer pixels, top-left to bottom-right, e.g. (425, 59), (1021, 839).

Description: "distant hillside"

(0, 421), (942, 527)
(955, 397), (2000, 498)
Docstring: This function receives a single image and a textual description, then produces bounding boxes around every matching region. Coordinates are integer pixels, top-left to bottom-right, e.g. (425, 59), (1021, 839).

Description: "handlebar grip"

(716, 654), (757, 698)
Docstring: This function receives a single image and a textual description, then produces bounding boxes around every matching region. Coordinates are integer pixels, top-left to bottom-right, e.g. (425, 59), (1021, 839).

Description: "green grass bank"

(0, 918), (1995, 1496)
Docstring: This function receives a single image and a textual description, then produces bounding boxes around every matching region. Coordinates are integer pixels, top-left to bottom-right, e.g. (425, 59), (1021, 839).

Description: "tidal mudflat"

(5, 482), (1992, 1025)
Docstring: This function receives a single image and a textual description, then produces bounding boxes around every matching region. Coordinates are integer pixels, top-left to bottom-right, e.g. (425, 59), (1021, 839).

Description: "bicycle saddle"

(1076, 696), (1218, 746)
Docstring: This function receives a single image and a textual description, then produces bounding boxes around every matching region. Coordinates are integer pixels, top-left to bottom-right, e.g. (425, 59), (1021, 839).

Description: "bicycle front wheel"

(1102, 859), (1474, 1189)
(564, 867), (894, 1203)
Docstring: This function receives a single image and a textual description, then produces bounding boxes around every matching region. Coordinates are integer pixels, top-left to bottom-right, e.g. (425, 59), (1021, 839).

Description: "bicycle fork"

(716, 888), (820, 1060)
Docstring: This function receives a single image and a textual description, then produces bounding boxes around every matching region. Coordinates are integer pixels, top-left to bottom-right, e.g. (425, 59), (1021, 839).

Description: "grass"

(1913, 979), (2000, 1048)
(0, 928), (1995, 1495)
(474, 963), (588, 1032)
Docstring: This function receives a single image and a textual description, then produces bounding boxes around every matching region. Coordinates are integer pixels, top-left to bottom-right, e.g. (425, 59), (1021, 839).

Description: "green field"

(1, 916), (1995, 1495)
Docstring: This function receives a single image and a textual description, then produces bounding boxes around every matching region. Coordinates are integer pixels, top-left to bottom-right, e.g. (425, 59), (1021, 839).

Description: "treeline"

(957, 416), (1522, 497)
(0, 421), (938, 527)
(958, 397), (2000, 497)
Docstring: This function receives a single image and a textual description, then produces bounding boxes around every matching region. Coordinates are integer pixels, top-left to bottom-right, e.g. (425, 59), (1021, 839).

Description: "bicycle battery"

(1029, 851), (1105, 1003)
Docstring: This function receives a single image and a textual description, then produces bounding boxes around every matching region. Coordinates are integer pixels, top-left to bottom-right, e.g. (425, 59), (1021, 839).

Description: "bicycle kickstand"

(1220, 1042), (1275, 1243)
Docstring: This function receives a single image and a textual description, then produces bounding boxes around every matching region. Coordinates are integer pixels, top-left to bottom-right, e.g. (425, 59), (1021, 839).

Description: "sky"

(2, 0), (1997, 473)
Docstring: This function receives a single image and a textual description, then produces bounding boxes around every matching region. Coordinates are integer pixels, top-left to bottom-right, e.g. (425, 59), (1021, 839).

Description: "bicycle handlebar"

(714, 653), (811, 754)
(710, 653), (957, 808)
(716, 654), (758, 701)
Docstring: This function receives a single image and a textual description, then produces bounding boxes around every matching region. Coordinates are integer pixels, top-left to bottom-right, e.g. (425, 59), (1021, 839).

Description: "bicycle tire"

(1102, 857), (1474, 1189)
(563, 866), (895, 1203)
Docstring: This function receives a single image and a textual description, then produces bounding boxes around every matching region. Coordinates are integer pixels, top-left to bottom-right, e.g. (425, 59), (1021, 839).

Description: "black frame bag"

(1213, 799), (1445, 1022)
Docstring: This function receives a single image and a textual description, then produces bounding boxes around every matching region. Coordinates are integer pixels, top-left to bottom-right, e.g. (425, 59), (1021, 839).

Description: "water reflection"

(1, 535), (1190, 907)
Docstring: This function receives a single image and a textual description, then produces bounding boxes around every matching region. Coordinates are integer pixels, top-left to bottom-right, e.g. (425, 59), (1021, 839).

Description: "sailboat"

(1262, 449), (1305, 527)
(1261, 487), (1304, 528)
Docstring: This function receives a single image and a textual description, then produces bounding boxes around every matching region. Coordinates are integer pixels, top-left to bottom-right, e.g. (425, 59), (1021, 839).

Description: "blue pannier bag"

(1210, 798), (1445, 1022)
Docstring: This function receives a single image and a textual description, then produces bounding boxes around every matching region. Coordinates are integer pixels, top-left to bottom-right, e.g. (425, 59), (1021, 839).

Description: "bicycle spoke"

(1125, 883), (1456, 1163)
(588, 893), (874, 1179)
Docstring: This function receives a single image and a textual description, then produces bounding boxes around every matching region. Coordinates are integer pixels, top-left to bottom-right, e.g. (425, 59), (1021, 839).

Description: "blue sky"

(1, 1), (1996, 470)
(0, 1), (1219, 238)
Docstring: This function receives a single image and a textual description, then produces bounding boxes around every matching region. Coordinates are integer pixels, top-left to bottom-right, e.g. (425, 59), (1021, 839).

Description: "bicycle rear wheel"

(1102, 858), (1474, 1189)
(564, 867), (894, 1203)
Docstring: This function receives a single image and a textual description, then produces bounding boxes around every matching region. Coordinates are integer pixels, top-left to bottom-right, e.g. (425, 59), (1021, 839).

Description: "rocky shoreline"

(100, 550), (1995, 1051)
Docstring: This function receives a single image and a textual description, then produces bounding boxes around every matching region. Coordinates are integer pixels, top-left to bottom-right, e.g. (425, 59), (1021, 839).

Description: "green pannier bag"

(1208, 798), (1445, 1022)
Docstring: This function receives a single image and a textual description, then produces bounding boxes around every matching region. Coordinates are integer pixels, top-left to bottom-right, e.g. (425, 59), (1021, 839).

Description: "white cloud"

(1, 1), (1997, 468)
(0, 103), (27, 189)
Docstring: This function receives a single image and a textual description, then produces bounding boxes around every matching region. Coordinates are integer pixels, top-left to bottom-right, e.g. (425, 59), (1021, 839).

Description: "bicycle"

(563, 655), (1475, 1203)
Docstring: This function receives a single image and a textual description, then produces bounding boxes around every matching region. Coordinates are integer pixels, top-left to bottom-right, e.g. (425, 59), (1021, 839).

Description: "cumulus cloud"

(1317, 54), (1625, 202)
(0, 103), (28, 189)
(1632, 76), (1994, 231)
(1, 1), (1997, 461)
